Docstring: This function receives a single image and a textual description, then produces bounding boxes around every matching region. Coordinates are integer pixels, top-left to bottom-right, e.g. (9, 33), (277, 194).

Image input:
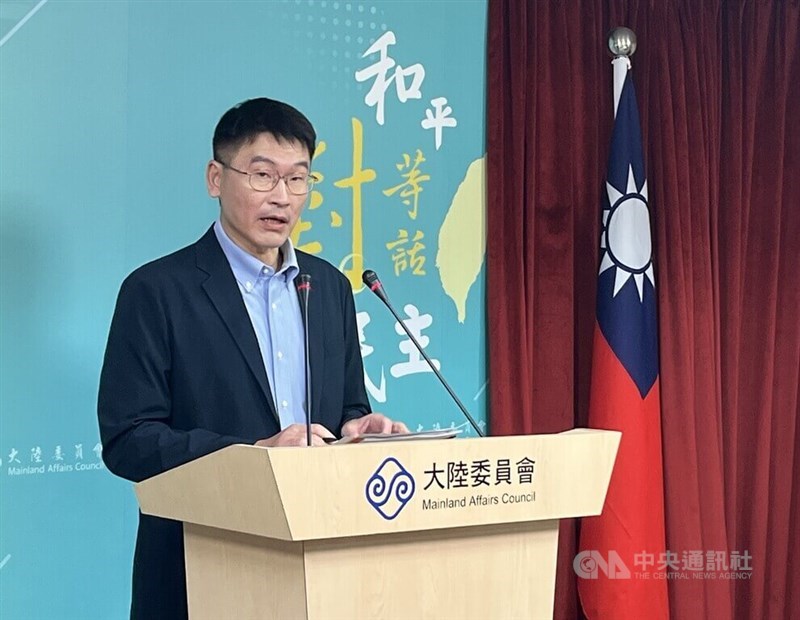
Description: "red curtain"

(487, 1), (800, 619)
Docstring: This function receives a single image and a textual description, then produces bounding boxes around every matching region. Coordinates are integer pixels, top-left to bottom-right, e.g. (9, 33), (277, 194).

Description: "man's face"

(206, 132), (311, 267)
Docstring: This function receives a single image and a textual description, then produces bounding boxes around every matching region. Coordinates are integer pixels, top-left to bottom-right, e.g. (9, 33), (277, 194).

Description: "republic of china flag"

(577, 66), (669, 619)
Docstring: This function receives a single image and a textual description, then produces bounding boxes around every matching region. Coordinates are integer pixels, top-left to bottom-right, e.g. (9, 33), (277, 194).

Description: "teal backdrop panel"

(0, 1), (487, 617)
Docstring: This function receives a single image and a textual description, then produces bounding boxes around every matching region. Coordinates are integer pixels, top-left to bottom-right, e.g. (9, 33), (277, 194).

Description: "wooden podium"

(135, 429), (619, 620)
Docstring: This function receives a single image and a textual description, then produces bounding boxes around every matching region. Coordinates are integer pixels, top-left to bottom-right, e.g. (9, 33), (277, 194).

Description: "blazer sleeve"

(336, 274), (372, 433)
(97, 271), (250, 483)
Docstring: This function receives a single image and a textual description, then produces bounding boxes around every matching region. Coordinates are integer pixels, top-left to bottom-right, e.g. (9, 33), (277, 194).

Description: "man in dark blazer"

(98, 98), (407, 619)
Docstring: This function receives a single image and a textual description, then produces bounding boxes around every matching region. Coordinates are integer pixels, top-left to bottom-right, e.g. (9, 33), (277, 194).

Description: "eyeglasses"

(216, 160), (318, 195)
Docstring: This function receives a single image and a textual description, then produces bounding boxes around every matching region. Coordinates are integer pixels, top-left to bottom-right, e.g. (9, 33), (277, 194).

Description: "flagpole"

(577, 25), (670, 620)
(608, 27), (637, 117)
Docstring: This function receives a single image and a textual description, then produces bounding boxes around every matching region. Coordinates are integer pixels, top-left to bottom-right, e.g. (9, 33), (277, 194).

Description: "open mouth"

(259, 215), (288, 225)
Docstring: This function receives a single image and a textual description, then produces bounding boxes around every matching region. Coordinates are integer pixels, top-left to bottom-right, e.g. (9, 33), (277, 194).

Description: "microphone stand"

(296, 274), (313, 447)
(362, 270), (485, 437)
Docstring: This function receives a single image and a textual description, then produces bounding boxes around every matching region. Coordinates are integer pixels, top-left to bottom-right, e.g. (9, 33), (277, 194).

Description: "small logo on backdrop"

(365, 457), (415, 520)
(4, 441), (104, 476)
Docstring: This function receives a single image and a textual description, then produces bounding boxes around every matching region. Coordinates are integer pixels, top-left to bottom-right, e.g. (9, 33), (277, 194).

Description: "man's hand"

(254, 423), (335, 447)
(341, 413), (410, 437)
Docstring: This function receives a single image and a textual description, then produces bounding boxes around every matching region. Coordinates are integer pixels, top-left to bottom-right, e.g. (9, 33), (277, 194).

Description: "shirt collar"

(213, 220), (300, 287)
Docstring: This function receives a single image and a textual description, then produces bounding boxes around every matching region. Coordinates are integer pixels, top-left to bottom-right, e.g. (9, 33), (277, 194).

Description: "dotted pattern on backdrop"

(282, 0), (389, 90)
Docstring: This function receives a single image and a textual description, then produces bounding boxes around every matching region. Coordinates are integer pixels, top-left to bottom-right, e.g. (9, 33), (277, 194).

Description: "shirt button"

(271, 302), (277, 309)
(281, 400), (288, 408)
(277, 351), (284, 360)
(245, 282), (253, 292)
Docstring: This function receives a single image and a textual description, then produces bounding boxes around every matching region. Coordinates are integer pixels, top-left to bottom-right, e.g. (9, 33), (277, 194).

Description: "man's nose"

(269, 177), (292, 204)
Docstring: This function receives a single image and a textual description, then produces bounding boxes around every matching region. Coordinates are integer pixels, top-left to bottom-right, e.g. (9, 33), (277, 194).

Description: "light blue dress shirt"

(214, 220), (307, 429)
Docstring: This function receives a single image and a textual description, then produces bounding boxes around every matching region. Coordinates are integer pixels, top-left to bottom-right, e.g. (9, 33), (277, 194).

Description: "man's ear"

(206, 160), (222, 198)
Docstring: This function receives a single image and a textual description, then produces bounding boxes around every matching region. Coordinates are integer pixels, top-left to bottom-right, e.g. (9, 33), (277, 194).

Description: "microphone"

(295, 274), (313, 447)
(362, 270), (485, 437)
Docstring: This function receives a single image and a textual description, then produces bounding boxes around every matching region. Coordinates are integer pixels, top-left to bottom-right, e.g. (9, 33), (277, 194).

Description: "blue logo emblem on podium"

(365, 457), (416, 520)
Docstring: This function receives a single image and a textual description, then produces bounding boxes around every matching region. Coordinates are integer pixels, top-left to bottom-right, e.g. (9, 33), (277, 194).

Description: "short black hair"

(212, 98), (317, 163)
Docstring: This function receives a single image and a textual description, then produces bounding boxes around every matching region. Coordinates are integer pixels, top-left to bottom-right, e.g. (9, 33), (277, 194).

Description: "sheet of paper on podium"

(329, 428), (462, 444)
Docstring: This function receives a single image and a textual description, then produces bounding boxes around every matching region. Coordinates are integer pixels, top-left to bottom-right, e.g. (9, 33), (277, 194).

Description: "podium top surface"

(135, 429), (619, 541)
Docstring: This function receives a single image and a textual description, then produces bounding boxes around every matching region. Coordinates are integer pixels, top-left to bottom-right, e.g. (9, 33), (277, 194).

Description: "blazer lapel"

(195, 228), (279, 424)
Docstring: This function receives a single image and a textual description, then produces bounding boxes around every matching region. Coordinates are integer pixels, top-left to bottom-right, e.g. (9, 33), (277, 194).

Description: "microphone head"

(295, 274), (311, 319)
(362, 270), (379, 287)
(362, 269), (389, 304)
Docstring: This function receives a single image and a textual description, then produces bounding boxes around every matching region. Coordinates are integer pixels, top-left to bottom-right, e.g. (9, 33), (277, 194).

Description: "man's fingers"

(311, 434), (329, 447)
(340, 418), (360, 437)
(392, 421), (410, 434)
(310, 423), (335, 439)
(367, 414), (392, 434)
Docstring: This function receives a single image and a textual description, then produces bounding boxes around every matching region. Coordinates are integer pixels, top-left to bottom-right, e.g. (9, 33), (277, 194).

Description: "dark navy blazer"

(98, 226), (369, 619)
